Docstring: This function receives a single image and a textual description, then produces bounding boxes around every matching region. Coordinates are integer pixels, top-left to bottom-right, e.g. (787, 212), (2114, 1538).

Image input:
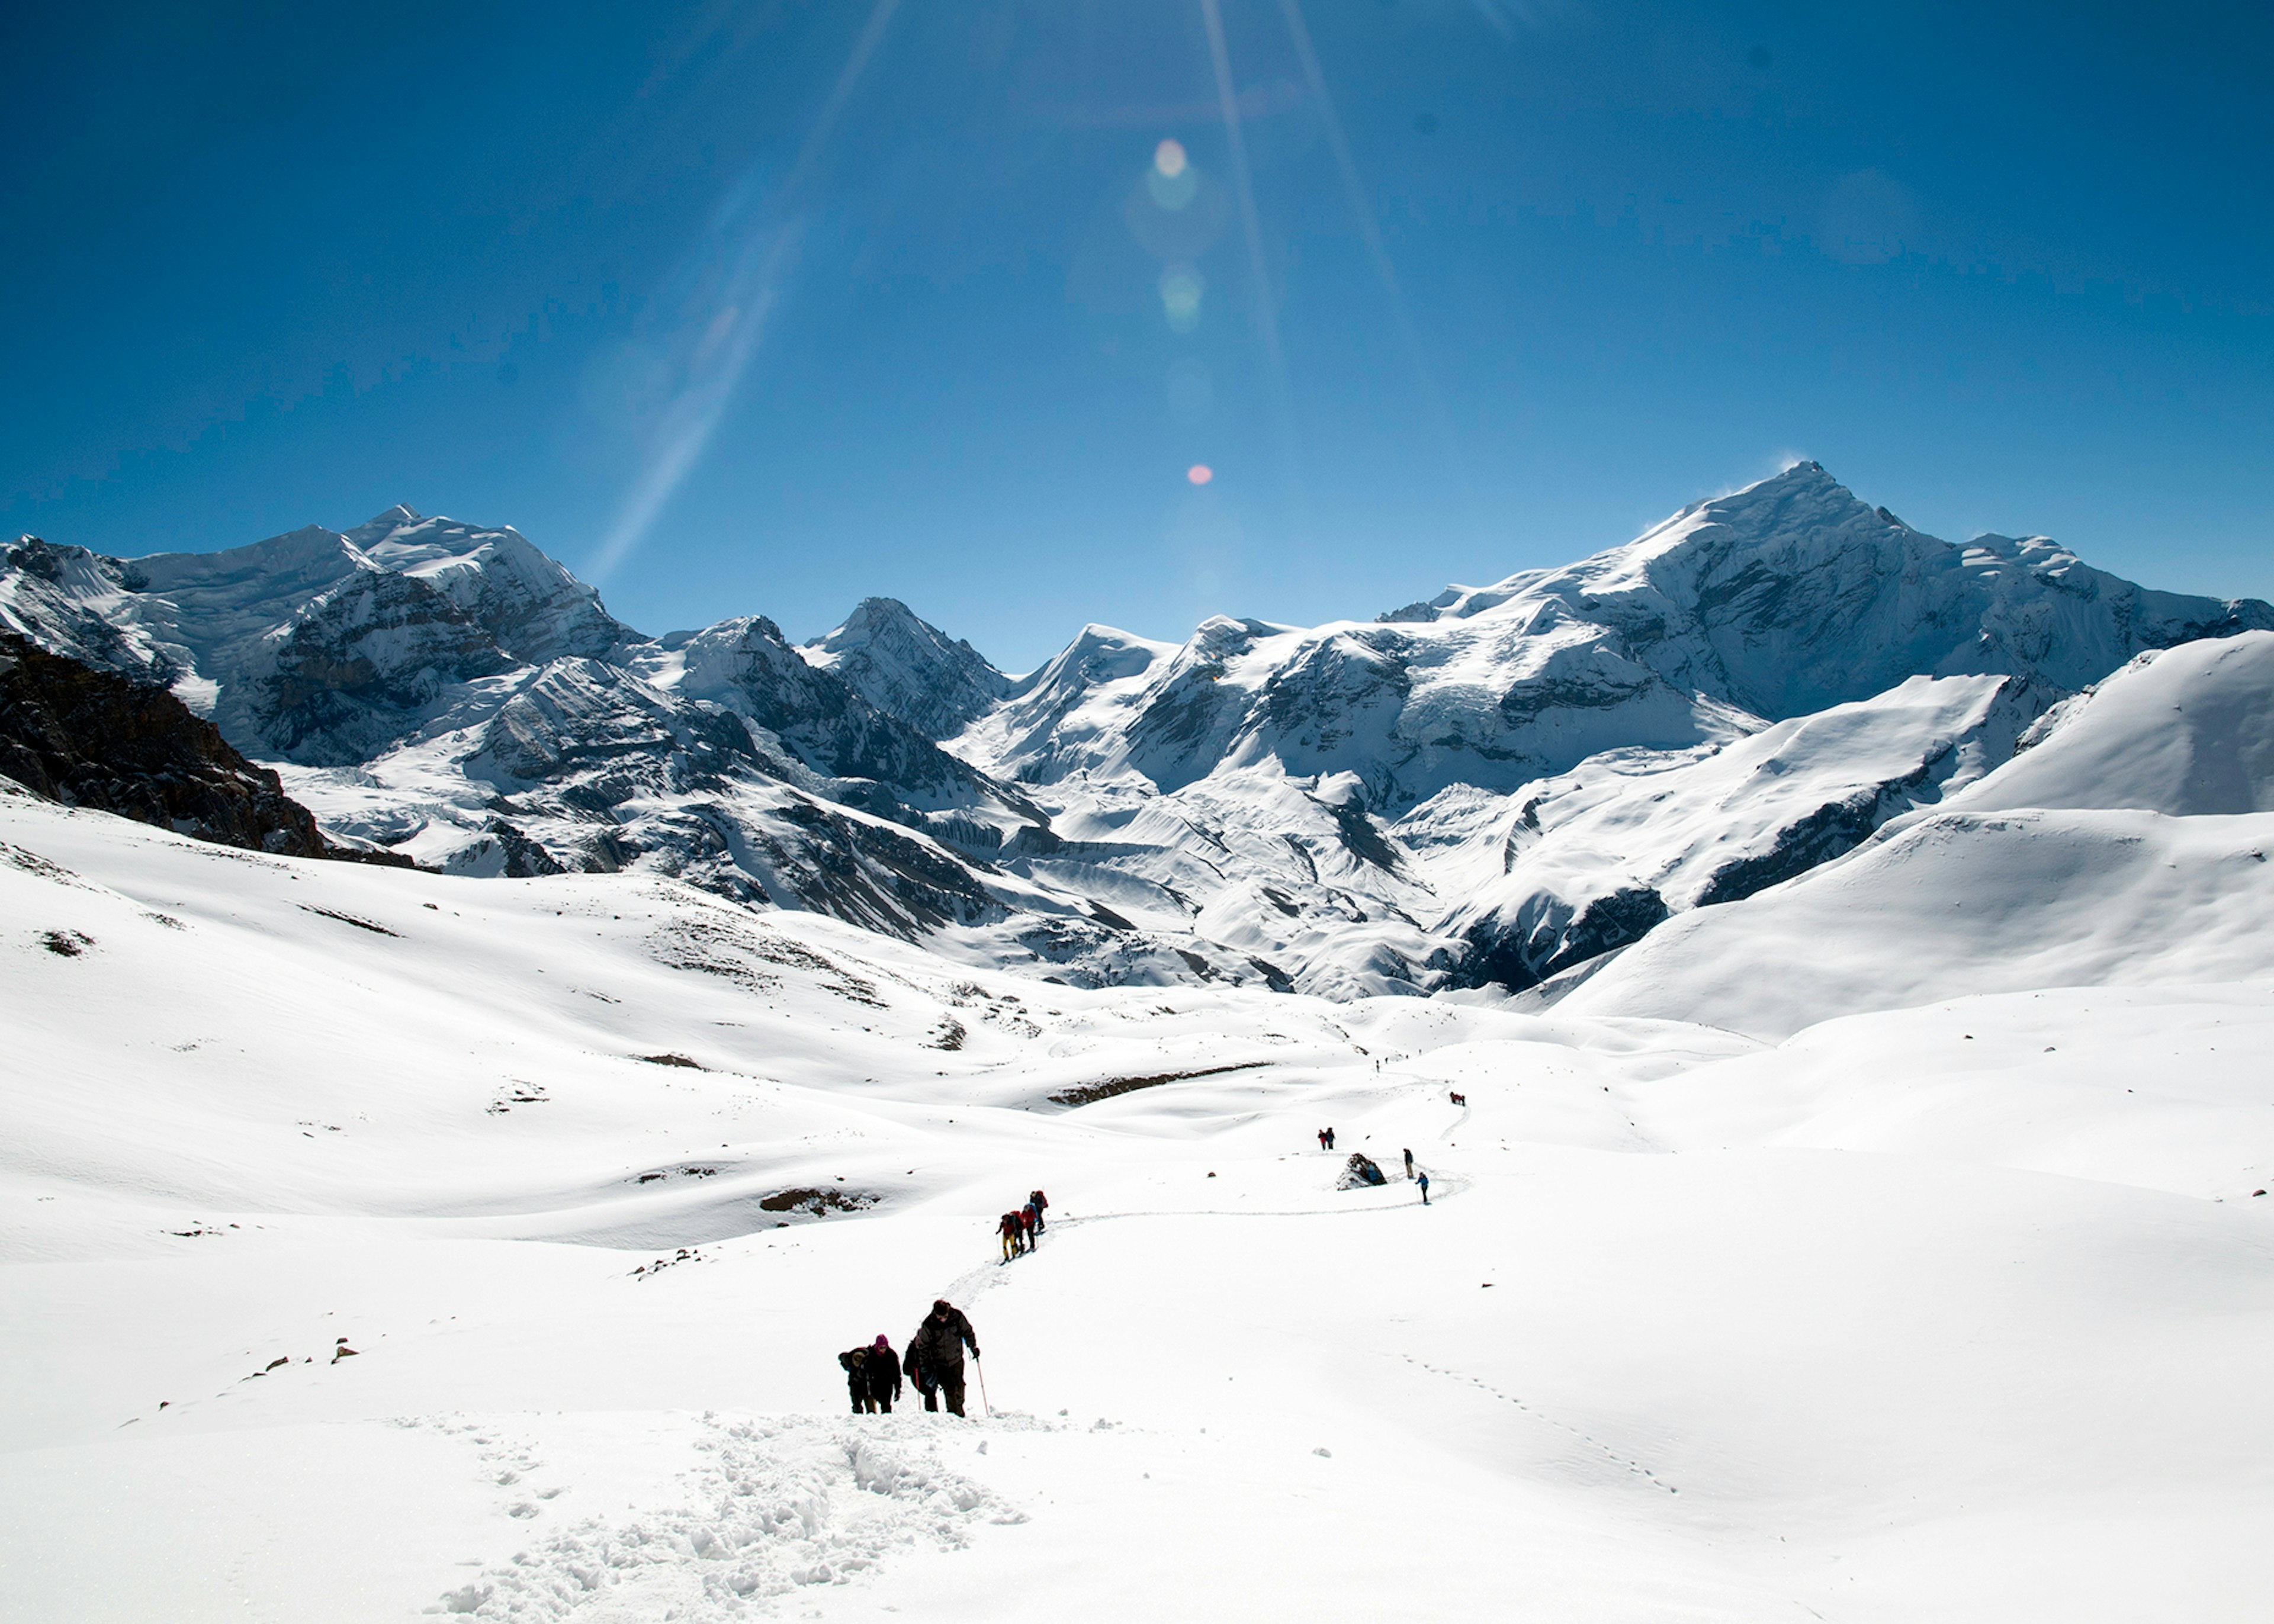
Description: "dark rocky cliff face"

(0, 632), (404, 863)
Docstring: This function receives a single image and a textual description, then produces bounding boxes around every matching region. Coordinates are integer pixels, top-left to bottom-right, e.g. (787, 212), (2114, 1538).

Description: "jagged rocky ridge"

(4, 465), (2267, 996)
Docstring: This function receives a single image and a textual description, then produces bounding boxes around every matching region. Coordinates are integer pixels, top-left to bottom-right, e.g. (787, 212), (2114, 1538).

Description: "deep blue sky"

(5, 2), (2269, 671)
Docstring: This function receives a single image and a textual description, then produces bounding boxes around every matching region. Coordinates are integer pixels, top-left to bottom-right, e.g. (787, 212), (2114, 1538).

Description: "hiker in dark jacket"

(838, 1345), (876, 1413)
(1019, 1201), (1039, 1249)
(1402, 1147), (1415, 1178)
(1028, 1189), (1049, 1232)
(865, 1334), (902, 1412)
(908, 1298), (979, 1416)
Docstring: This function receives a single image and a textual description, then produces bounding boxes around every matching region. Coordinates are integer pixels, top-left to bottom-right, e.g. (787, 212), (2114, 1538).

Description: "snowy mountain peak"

(356, 503), (425, 532)
(343, 512), (627, 664)
(802, 596), (1008, 742)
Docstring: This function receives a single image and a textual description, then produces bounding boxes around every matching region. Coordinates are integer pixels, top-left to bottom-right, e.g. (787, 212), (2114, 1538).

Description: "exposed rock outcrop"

(0, 631), (405, 863)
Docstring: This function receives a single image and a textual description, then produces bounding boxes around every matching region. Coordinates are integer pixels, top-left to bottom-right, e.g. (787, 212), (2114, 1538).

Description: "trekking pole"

(975, 1356), (991, 1419)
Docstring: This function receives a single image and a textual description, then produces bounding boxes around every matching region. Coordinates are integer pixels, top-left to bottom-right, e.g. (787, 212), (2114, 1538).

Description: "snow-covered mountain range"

(5, 462), (2266, 996)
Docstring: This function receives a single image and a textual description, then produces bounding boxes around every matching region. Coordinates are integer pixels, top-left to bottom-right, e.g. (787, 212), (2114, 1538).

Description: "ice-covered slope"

(1552, 623), (2274, 1036)
(1442, 673), (2041, 989)
(4, 786), (2271, 1620)
(1948, 629), (2274, 816)
(1552, 805), (2274, 1038)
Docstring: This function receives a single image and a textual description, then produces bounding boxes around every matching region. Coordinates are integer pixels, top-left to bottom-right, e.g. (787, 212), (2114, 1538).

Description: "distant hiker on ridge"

(1402, 1147), (1415, 1178)
(908, 1298), (981, 1417)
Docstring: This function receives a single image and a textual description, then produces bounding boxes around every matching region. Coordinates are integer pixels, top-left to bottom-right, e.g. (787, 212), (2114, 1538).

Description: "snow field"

(1557, 806), (2274, 1038)
(4, 793), (2273, 1619)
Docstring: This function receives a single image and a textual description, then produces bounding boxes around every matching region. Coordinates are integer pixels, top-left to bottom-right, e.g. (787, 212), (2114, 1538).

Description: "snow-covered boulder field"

(4, 752), (2272, 1619)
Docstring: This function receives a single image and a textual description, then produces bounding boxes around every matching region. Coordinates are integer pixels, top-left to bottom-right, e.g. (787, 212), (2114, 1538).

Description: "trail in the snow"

(423, 1413), (1029, 1622)
(1402, 1354), (1681, 1496)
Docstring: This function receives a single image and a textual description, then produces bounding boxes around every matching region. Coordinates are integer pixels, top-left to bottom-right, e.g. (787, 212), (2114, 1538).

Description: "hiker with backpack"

(1019, 1200), (1039, 1250)
(998, 1210), (1024, 1261)
(908, 1298), (981, 1417)
(1027, 1189), (1049, 1233)
(1417, 1170), (1431, 1205)
(1325, 1127), (1336, 1150)
(904, 1340), (932, 1407)
(839, 1334), (902, 1414)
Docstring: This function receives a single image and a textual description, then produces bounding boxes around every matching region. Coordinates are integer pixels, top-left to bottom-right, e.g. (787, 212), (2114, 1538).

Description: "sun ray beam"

(1276, 0), (1446, 414)
(1199, 0), (1306, 533)
(587, 0), (902, 586)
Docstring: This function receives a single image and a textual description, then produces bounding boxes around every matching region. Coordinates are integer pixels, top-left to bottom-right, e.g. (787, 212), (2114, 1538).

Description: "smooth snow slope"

(1558, 627), (2274, 1038)
(1440, 673), (2037, 988)
(4, 789), (2272, 1621)
(1948, 629), (2274, 816)
(1552, 805), (2274, 1040)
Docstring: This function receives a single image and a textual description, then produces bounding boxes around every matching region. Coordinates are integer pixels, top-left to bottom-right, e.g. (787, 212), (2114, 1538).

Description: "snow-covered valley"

(6, 466), (2274, 1618)
(5, 723), (2274, 1618)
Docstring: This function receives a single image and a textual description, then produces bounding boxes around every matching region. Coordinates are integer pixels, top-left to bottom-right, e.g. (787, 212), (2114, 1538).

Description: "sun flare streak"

(1199, 0), (1304, 525)
(588, 0), (901, 585)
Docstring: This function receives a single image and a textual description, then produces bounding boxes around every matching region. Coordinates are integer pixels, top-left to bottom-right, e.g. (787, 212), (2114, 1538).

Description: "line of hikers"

(837, 1297), (982, 1417)
(997, 1188), (1048, 1261)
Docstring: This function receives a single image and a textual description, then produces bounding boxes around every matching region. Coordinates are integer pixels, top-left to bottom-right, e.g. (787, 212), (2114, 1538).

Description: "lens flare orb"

(1187, 464), (1214, 485)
